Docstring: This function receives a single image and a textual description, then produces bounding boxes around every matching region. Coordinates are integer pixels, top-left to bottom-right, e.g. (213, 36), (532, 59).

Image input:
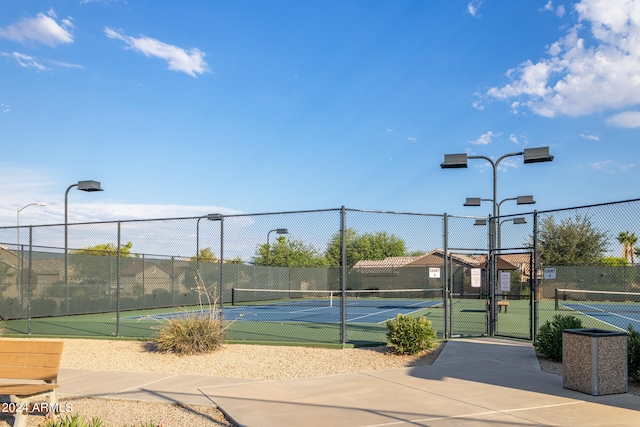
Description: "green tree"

(537, 214), (608, 266)
(617, 231), (638, 264)
(254, 236), (328, 267)
(71, 241), (133, 257)
(189, 247), (218, 262)
(70, 242), (134, 283)
(325, 229), (407, 267)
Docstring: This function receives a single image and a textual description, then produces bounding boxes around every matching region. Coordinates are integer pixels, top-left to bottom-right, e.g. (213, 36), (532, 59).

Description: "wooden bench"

(0, 339), (64, 427)
(497, 301), (510, 313)
(485, 300), (510, 313)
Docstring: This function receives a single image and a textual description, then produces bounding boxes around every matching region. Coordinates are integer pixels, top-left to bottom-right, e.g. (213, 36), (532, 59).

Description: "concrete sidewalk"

(58, 338), (640, 426)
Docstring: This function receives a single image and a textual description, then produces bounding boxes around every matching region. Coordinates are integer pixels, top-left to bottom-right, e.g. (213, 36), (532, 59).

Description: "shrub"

(628, 325), (640, 381)
(153, 271), (227, 356)
(535, 314), (583, 362)
(386, 313), (437, 355)
(154, 310), (225, 355)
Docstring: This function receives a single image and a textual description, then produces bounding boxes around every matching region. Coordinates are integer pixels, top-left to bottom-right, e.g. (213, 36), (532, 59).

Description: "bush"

(535, 314), (583, 362)
(154, 310), (225, 355)
(629, 325), (640, 381)
(153, 271), (228, 356)
(386, 313), (437, 355)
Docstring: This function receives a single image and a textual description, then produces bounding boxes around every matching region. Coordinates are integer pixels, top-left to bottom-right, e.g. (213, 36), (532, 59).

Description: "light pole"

(64, 180), (103, 310)
(16, 202), (46, 304)
(266, 228), (289, 267)
(465, 195), (535, 249)
(441, 147), (553, 336)
(17, 202), (47, 246)
(196, 213), (224, 266)
(195, 213), (224, 309)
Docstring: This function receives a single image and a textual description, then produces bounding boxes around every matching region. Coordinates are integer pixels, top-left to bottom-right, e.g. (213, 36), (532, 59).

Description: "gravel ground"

(1, 340), (638, 427)
(0, 339), (444, 427)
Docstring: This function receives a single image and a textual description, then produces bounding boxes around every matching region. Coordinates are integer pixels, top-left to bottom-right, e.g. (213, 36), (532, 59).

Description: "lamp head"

(464, 197), (482, 207)
(441, 153), (468, 169)
(77, 180), (103, 192)
(523, 147), (553, 164)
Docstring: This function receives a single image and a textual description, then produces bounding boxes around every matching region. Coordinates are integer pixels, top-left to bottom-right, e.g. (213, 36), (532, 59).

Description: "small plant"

(628, 325), (640, 381)
(535, 314), (583, 362)
(386, 313), (437, 355)
(39, 414), (104, 427)
(153, 271), (228, 355)
(38, 414), (163, 427)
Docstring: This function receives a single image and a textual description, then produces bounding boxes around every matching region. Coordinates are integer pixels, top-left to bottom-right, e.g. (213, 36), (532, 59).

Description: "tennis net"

(231, 288), (443, 309)
(555, 288), (640, 313)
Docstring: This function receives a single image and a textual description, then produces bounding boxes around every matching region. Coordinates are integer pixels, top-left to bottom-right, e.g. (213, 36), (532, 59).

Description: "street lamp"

(17, 202), (47, 246)
(194, 213), (224, 310)
(266, 228), (289, 267)
(16, 202), (46, 304)
(465, 195), (535, 248)
(441, 147), (553, 336)
(64, 180), (103, 310)
(196, 213), (224, 265)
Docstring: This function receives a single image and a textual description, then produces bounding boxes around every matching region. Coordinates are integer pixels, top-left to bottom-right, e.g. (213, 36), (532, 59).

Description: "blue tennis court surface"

(128, 299), (443, 324)
(561, 302), (640, 331)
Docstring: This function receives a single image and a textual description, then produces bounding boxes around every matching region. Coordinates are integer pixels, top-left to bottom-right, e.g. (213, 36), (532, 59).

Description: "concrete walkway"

(58, 338), (640, 426)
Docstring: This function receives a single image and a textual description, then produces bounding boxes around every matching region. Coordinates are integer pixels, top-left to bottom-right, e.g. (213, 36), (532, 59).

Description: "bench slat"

(0, 340), (63, 355)
(0, 383), (59, 396)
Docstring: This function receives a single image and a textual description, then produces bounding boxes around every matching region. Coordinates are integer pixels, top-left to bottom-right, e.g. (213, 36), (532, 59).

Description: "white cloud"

(606, 111), (640, 127)
(467, 1), (482, 18)
(1, 103), (10, 113)
(579, 133), (600, 141)
(540, 1), (566, 17)
(487, 0), (640, 117)
(0, 9), (73, 47)
(470, 130), (500, 145)
(105, 27), (209, 77)
(3, 52), (48, 71)
(590, 159), (634, 172)
(407, 136), (417, 142)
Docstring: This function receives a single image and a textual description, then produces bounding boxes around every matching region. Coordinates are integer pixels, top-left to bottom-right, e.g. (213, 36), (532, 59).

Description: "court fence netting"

(2, 200), (640, 346)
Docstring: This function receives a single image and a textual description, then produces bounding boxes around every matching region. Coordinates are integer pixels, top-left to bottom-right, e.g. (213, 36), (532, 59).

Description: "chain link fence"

(2, 199), (640, 345)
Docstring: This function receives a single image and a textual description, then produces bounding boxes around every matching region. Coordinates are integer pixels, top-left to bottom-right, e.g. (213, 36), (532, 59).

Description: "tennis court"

(555, 288), (640, 331)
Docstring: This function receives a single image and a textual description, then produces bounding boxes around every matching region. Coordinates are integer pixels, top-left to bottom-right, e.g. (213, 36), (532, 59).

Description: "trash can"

(563, 328), (628, 396)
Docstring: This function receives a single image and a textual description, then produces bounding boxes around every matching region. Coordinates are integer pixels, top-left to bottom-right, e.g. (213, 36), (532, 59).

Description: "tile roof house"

(351, 249), (520, 297)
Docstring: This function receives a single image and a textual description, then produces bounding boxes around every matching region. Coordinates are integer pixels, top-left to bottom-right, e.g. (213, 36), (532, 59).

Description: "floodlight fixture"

(464, 197), (482, 207)
(523, 147), (554, 164)
(76, 180), (103, 192)
(513, 217), (527, 225)
(516, 195), (535, 205)
(474, 219), (488, 226)
(440, 153), (468, 169)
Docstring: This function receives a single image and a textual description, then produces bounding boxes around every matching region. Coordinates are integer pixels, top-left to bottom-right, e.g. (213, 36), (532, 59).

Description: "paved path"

(58, 338), (640, 426)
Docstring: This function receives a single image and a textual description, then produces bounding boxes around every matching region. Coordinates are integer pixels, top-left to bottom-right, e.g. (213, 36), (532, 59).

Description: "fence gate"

(494, 250), (533, 340)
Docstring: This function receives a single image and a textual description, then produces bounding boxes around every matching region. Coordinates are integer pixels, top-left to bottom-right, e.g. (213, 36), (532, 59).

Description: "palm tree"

(617, 231), (638, 264)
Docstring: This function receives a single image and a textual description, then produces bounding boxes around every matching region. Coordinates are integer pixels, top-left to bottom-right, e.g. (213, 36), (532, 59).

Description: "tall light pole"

(195, 213), (224, 309)
(16, 202), (46, 304)
(441, 147), (553, 336)
(465, 195), (535, 249)
(266, 228), (289, 267)
(17, 202), (47, 246)
(64, 180), (103, 310)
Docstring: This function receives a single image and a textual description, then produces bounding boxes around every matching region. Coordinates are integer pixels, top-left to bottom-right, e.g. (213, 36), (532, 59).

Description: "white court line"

(567, 302), (640, 331)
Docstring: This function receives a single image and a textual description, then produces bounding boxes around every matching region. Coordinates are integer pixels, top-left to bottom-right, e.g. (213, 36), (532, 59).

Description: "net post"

(231, 288), (236, 306)
(554, 288), (558, 310)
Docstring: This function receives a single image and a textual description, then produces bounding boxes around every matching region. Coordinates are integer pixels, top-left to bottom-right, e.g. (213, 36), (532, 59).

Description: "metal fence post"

(116, 221), (121, 337)
(443, 213), (449, 339)
(340, 206), (347, 345)
(27, 226), (33, 335)
(533, 210), (539, 342)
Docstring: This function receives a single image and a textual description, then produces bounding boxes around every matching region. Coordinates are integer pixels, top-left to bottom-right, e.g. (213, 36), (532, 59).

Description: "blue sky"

(2, 0), (640, 229)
